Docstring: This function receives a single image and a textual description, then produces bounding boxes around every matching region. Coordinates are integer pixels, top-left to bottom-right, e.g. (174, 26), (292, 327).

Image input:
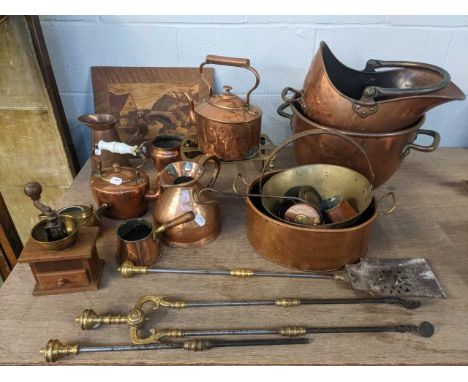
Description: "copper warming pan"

(278, 101), (440, 188)
(246, 171), (394, 271)
(282, 41), (465, 132)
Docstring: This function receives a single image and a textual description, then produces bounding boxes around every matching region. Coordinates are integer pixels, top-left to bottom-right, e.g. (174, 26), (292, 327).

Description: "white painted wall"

(39, 15), (468, 166)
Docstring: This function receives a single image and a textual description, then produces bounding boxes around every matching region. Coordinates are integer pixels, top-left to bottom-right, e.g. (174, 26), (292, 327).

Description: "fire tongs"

(77, 295), (434, 345)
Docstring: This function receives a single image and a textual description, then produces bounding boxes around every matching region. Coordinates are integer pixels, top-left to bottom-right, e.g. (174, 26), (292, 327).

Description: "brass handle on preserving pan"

(401, 129), (440, 159)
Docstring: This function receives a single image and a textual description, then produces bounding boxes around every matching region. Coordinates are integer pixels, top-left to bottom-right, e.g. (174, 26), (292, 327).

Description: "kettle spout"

(182, 91), (197, 125)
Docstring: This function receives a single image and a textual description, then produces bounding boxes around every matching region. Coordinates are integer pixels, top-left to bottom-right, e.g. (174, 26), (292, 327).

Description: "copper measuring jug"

(153, 155), (221, 248)
(116, 212), (195, 266)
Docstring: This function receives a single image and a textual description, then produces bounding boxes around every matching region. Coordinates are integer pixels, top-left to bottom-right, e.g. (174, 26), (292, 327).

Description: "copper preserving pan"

(278, 101), (440, 188)
(282, 41), (465, 132)
(246, 171), (394, 271)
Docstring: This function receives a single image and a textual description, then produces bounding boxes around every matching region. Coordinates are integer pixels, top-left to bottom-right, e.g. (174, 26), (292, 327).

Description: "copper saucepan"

(282, 41), (465, 132)
(278, 101), (440, 188)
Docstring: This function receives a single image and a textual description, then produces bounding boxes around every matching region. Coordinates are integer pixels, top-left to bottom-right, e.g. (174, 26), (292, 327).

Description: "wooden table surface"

(1, 148), (468, 365)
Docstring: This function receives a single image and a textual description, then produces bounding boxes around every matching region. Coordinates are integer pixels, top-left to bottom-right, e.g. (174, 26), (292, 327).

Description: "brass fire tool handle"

(117, 260), (335, 280)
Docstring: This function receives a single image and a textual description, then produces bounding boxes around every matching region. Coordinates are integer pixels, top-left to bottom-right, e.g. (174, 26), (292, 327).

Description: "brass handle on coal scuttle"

(199, 55), (260, 107)
(361, 60), (451, 101)
(401, 129), (440, 159)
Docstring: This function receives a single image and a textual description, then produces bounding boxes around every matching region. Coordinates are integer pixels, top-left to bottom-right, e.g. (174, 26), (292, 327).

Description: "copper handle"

(362, 60), (450, 100)
(277, 101), (293, 122)
(205, 55), (250, 67)
(377, 192), (397, 216)
(200, 55), (260, 107)
(281, 87), (302, 104)
(154, 212), (195, 236)
(259, 130), (375, 192)
(401, 129), (440, 159)
(197, 154), (221, 189)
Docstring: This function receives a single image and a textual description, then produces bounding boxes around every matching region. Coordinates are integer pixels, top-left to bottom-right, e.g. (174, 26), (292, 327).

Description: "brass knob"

(57, 278), (67, 287)
(223, 85), (233, 94)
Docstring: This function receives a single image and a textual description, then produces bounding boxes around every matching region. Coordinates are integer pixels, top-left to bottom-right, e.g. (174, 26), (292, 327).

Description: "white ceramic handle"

(97, 141), (138, 156)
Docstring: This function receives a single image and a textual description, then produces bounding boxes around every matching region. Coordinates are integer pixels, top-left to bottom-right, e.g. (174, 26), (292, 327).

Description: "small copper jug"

(150, 135), (183, 173)
(153, 155), (221, 248)
(116, 212), (195, 266)
(78, 114), (130, 172)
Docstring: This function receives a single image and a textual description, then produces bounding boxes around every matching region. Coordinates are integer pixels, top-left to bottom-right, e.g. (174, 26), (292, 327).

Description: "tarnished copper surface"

(294, 41), (465, 132)
(90, 164), (158, 220)
(153, 155), (220, 248)
(320, 196), (357, 224)
(78, 114), (130, 172)
(246, 172), (378, 271)
(150, 135), (183, 173)
(280, 102), (440, 188)
(185, 55), (262, 161)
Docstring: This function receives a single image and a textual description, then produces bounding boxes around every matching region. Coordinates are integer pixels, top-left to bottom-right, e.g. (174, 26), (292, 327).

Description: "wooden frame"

(92, 66), (214, 144)
(25, 16), (79, 175)
(0, 193), (22, 281)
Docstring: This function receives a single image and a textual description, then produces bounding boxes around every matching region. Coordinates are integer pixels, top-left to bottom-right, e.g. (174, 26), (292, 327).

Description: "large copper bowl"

(246, 171), (383, 271)
(278, 101), (440, 188)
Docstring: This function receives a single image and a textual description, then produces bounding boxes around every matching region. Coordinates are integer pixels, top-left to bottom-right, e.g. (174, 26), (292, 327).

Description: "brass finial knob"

(118, 260), (148, 278)
(40, 339), (78, 363)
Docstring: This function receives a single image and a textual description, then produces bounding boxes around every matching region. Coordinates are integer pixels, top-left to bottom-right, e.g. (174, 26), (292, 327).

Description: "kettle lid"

(196, 85), (262, 123)
(103, 163), (138, 181)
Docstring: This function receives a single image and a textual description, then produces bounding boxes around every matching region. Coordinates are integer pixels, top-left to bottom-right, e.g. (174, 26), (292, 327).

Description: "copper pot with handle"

(282, 41), (465, 132)
(184, 55), (262, 161)
(153, 155), (221, 248)
(89, 141), (158, 220)
(278, 101), (440, 188)
(116, 212), (195, 266)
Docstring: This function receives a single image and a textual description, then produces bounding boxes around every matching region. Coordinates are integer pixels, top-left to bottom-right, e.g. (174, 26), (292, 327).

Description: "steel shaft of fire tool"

(146, 267), (335, 279)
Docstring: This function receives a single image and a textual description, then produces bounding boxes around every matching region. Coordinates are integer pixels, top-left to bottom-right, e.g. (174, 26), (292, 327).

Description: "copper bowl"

(278, 101), (440, 188)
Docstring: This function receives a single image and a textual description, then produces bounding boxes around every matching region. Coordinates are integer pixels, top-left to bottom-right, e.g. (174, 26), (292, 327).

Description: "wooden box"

(18, 227), (104, 296)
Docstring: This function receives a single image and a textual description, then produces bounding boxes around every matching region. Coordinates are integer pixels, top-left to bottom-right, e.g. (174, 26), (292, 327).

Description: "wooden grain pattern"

(0, 148), (468, 364)
(92, 66), (214, 144)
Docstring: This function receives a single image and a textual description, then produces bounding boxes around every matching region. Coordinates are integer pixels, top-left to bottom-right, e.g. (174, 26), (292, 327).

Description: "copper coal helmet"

(282, 41), (465, 132)
(153, 155), (221, 248)
(185, 55), (262, 161)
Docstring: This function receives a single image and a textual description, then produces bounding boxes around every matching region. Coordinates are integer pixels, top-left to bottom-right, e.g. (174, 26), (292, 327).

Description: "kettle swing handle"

(199, 55), (260, 108)
(360, 60), (451, 101)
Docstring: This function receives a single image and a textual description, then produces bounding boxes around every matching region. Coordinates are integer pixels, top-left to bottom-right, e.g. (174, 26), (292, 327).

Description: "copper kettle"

(185, 55), (262, 161)
(89, 141), (157, 220)
(153, 155), (221, 248)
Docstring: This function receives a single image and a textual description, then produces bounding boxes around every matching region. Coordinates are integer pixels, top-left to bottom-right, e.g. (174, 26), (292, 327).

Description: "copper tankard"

(116, 212), (195, 266)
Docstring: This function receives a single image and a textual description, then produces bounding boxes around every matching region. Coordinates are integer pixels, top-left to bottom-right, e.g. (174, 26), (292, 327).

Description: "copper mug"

(116, 211), (195, 266)
(151, 135), (183, 173)
(319, 195), (357, 224)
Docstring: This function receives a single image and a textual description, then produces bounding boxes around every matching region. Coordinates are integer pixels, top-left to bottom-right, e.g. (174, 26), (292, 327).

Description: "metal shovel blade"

(345, 258), (446, 299)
